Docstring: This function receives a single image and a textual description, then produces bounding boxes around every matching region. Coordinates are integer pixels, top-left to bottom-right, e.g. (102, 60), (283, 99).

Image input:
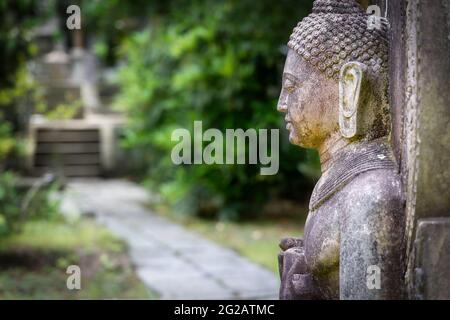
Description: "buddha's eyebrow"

(283, 72), (301, 84)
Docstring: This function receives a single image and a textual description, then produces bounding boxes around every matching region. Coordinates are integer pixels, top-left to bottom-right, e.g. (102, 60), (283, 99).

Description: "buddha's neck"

(319, 133), (347, 174)
(319, 132), (367, 174)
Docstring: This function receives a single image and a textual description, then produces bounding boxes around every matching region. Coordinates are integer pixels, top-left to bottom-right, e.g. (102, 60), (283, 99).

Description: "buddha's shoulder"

(341, 168), (402, 207)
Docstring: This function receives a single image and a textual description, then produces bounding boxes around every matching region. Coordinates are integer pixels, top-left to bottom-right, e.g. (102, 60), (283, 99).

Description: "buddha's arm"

(339, 173), (405, 300)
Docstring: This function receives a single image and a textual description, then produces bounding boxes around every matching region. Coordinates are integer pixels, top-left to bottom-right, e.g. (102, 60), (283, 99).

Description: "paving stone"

(137, 271), (236, 300)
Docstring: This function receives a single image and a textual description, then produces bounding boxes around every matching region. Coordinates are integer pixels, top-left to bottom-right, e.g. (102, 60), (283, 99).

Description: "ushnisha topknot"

(288, 0), (389, 81)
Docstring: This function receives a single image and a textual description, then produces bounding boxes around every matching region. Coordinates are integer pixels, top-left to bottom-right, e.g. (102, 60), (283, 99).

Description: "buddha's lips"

(285, 116), (292, 130)
(285, 121), (292, 131)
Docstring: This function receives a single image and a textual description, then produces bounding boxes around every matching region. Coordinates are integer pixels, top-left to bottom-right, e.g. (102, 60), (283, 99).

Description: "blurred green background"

(0, 0), (316, 299)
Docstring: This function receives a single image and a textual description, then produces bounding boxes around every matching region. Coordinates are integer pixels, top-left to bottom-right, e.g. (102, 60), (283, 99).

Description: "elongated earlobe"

(339, 62), (367, 138)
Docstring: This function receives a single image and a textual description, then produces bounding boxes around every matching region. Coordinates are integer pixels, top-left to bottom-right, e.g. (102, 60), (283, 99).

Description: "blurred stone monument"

(26, 18), (125, 178)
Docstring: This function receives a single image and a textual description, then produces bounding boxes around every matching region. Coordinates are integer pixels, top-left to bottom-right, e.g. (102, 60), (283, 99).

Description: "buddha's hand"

(279, 237), (304, 251)
(278, 238), (321, 299)
(278, 237), (305, 277)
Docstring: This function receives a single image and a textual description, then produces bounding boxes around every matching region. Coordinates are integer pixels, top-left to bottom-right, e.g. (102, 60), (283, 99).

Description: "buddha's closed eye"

(284, 78), (302, 95)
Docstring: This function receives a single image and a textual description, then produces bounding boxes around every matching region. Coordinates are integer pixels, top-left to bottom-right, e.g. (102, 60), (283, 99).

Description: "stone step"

(32, 127), (102, 177)
(37, 129), (99, 142)
(36, 142), (100, 154)
(34, 165), (100, 177)
(34, 154), (100, 166)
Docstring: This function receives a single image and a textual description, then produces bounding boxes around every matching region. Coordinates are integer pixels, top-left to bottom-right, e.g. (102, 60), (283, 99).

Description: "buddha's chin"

(289, 131), (314, 149)
(288, 131), (302, 147)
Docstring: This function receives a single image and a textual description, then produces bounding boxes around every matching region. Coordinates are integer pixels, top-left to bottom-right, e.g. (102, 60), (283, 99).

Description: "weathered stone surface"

(410, 218), (450, 300)
(400, 0), (450, 298)
(288, 0), (388, 81)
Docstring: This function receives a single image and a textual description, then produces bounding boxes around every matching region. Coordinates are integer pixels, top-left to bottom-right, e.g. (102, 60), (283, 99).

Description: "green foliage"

(0, 172), (60, 237)
(41, 100), (83, 120)
(0, 1), (60, 237)
(0, 173), (19, 235)
(0, 123), (14, 165)
(115, 0), (318, 219)
(81, 0), (159, 66)
(0, 1), (42, 165)
(0, 0), (39, 90)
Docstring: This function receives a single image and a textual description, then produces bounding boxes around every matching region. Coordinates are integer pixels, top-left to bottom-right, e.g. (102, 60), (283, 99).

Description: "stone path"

(60, 179), (279, 299)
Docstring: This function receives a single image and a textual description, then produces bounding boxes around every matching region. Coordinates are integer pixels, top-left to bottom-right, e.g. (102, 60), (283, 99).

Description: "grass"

(154, 203), (308, 274)
(0, 218), (156, 299)
(0, 219), (122, 253)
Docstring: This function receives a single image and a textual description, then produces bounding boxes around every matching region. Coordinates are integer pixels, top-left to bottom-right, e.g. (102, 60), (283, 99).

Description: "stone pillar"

(387, 0), (450, 299)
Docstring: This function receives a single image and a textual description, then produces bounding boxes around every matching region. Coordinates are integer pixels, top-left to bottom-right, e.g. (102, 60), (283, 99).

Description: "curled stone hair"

(288, 0), (389, 81)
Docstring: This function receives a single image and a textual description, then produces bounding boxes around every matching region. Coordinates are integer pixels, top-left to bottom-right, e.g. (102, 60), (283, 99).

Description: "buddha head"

(277, 0), (390, 149)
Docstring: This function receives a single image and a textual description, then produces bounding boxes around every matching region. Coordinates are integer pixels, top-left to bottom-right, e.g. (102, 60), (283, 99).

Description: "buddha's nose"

(277, 94), (288, 113)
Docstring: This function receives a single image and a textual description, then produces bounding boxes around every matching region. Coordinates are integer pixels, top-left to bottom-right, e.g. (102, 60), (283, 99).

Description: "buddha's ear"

(339, 62), (367, 139)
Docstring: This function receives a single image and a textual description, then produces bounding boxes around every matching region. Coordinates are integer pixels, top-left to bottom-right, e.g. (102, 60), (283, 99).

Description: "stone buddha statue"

(277, 0), (405, 299)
